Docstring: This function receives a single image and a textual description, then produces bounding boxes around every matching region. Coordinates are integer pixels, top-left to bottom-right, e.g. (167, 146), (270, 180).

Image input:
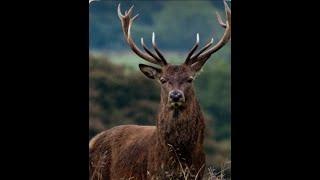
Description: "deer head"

(118, 1), (231, 110)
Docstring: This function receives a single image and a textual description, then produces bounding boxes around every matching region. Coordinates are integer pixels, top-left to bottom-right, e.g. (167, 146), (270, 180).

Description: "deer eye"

(187, 76), (194, 83)
(160, 77), (167, 84)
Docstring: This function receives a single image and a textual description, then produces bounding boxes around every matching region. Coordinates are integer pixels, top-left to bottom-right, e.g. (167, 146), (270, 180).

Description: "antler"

(185, 0), (231, 65)
(118, 4), (167, 66)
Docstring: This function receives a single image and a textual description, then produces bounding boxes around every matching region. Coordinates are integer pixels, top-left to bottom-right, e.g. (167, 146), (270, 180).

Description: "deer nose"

(169, 90), (183, 102)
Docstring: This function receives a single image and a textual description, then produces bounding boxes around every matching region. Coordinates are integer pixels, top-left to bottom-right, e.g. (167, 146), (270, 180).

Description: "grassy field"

(91, 50), (197, 69)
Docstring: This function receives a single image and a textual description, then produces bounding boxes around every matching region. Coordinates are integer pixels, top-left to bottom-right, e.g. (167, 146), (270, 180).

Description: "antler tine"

(185, 33), (200, 65)
(187, 38), (214, 65)
(152, 32), (167, 65)
(141, 38), (163, 63)
(126, 5), (134, 16)
(217, 0), (231, 28)
(224, 0), (231, 23)
(195, 0), (231, 62)
(216, 12), (226, 28)
(117, 4), (162, 66)
(117, 4), (123, 18)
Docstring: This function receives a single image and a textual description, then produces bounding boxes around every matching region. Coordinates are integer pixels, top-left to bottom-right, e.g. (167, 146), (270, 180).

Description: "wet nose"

(169, 91), (183, 102)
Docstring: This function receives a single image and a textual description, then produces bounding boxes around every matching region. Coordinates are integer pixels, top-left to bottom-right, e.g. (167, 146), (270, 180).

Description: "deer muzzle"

(168, 90), (185, 108)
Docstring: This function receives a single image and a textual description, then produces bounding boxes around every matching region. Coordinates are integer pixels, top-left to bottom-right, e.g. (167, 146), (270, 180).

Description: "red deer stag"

(89, 1), (231, 179)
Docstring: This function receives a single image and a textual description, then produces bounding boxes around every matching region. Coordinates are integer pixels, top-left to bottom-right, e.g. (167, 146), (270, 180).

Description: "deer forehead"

(162, 65), (193, 77)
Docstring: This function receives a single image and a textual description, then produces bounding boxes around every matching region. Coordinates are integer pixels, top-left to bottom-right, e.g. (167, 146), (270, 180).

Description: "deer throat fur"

(157, 90), (205, 154)
(148, 91), (206, 179)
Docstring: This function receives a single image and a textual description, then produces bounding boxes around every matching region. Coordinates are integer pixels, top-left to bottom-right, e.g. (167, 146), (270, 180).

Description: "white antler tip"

(117, 4), (124, 18)
(152, 32), (155, 44)
(132, 14), (139, 21)
(127, 5), (134, 15)
(89, 0), (99, 4)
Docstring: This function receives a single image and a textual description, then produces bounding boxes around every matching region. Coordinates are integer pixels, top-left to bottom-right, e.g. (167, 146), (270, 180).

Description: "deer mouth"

(168, 99), (185, 109)
(170, 102), (183, 108)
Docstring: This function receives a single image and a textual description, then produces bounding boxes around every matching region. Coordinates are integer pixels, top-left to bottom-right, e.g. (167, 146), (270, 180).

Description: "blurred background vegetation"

(90, 0), (231, 178)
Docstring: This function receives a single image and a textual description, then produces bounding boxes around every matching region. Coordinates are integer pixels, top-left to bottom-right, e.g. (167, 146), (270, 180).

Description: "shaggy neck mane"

(156, 88), (205, 162)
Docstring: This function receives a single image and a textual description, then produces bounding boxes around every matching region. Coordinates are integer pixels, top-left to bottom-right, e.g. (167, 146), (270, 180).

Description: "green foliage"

(195, 57), (231, 140)
(151, 1), (222, 50)
(89, 0), (228, 51)
(89, 54), (160, 138)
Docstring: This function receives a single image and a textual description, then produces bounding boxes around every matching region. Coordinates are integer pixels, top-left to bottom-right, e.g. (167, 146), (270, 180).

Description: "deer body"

(90, 65), (206, 179)
(90, 1), (230, 179)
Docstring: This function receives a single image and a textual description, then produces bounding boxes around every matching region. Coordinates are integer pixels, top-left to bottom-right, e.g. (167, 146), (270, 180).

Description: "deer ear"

(139, 64), (162, 79)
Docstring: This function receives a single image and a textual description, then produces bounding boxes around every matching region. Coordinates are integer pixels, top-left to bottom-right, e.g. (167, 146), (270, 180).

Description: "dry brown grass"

(167, 144), (231, 180)
(90, 142), (230, 180)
